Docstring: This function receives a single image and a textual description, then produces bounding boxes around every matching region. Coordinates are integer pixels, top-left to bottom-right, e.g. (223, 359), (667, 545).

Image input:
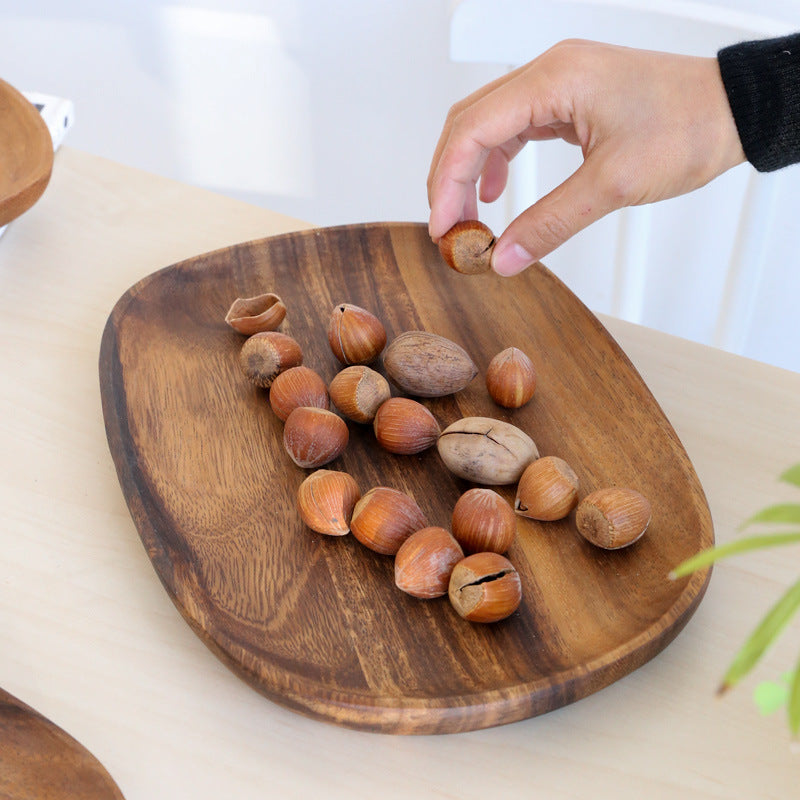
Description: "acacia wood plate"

(0, 688), (124, 799)
(0, 78), (53, 227)
(99, 222), (713, 734)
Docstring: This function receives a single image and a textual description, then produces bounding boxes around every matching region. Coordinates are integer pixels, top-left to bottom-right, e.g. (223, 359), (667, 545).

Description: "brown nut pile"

(226, 286), (653, 629)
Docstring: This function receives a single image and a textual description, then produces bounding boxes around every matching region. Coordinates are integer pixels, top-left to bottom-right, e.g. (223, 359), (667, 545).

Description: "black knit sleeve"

(718, 33), (800, 172)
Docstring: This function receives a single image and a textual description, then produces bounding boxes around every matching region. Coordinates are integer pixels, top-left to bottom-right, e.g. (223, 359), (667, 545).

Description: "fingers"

(491, 153), (619, 276)
(428, 60), (579, 241)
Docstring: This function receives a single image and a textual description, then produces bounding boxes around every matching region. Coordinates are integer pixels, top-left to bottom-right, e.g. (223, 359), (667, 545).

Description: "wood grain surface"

(0, 78), (53, 227)
(99, 222), (713, 734)
(0, 688), (124, 799)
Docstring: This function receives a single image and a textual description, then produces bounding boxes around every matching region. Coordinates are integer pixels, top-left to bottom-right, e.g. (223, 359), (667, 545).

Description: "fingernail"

(492, 241), (533, 276)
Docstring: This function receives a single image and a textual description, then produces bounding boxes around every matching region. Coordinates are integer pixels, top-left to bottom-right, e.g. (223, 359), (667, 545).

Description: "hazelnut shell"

(394, 527), (464, 599)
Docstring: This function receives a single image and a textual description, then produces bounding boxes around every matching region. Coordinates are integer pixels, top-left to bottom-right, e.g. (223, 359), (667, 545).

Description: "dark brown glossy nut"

(383, 331), (477, 397)
(515, 456), (579, 521)
(350, 486), (427, 555)
(394, 527), (464, 599)
(297, 469), (360, 536)
(451, 488), (517, 554)
(239, 331), (303, 388)
(438, 220), (495, 274)
(329, 365), (391, 423)
(327, 303), (387, 365)
(373, 397), (441, 455)
(225, 292), (286, 335)
(448, 552), (522, 623)
(486, 347), (537, 408)
(269, 366), (329, 421)
(575, 487), (652, 549)
(283, 407), (348, 469)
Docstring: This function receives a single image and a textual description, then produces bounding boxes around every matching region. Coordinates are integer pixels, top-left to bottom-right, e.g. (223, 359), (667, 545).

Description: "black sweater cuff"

(718, 33), (800, 172)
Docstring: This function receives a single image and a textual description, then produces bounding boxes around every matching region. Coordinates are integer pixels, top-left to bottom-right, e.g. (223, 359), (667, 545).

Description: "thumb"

(491, 156), (618, 276)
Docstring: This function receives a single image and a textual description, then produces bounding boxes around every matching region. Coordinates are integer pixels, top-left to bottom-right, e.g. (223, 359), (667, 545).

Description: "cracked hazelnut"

(225, 292), (286, 335)
(438, 220), (495, 274)
(448, 552), (522, 623)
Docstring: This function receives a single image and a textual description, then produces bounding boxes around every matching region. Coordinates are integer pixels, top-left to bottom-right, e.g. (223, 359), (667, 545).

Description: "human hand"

(427, 40), (746, 276)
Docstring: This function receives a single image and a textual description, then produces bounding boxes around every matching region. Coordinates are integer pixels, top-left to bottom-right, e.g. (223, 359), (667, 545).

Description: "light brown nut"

(373, 397), (441, 455)
(394, 527), (464, 599)
(297, 469), (361, 536)
(437, 416), (539, 485)
(239, 331), (303, 388)
(451, 488), (517, 554)
(448, 552), (522, 623)
(438, 220), (495, 275)
(269, 366), (329, 421)
(327, 303), (387, 365)
(225, 292), (286, 334)
(515, 456), (579, 521)
(486, 347), (537, 408)
(383, 331), (477, 397)
(283, 407), (348, 469)
(329, 365), (391, 423)
(350, 486), (427, 555)
(575, 487), (652, 549)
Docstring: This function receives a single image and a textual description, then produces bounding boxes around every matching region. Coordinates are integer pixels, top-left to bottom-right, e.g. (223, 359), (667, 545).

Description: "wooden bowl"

(0, 77), (53, 227)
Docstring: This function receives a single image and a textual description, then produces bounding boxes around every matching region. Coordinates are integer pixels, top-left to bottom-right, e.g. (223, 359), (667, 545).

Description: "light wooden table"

(1, 147), (798, 799)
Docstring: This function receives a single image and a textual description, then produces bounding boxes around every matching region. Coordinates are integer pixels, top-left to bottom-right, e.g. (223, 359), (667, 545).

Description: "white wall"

(0, 0), (797, 372)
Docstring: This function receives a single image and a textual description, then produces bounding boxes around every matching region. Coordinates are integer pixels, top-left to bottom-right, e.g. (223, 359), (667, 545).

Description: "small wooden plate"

(0, 688), (124, 799)
(0, 78), (53, 227)
(100, 223), (713, 734)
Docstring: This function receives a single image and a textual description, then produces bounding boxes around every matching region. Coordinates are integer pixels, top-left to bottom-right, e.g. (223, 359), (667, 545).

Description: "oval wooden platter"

(0, 688), (124, 799)
(0, 78), (53, 227)
(99, 222), (713, 735)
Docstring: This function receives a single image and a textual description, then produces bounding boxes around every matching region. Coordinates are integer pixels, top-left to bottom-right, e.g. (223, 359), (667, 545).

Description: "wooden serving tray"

(0, 688), (124, 799)
(100, 222), (713, 734)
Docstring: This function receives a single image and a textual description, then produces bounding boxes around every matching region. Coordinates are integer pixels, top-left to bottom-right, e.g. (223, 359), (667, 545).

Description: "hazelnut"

(575, 487), (652, 549)
(394, 527), (464, 599)
(437, 416), (539, 485)
(382, 331), (477, 397)
(486, 347), (537, 408)
(239, 331), (303, 388)
(269, 366), (329, 421)
(350, 486), (427, 555)
(329, 365), (391, 423)
(373, 397), (440, 455)
(297, 469), (360, 536)
(225, 292), (286, 335)
(283, 407), (348, 469)
(515, 456), (579, 521)
(327, 303), (387, 365)
(451, 488), (517, 554)
(438, 220), (495, 274)
(448, 552), (522, 623)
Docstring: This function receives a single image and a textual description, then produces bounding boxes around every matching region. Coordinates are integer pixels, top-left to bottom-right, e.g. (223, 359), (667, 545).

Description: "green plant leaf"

(670, 531), (800, 579)
(718, 579), (800, 694)
(788, 662), (800, 737)
(754, 679), (789, 715)
(742, 503), (800, 528)
(780, 464), (800, 488)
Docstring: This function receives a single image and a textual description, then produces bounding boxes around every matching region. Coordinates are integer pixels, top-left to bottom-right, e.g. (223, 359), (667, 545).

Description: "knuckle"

(533, 210), (573, 250)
